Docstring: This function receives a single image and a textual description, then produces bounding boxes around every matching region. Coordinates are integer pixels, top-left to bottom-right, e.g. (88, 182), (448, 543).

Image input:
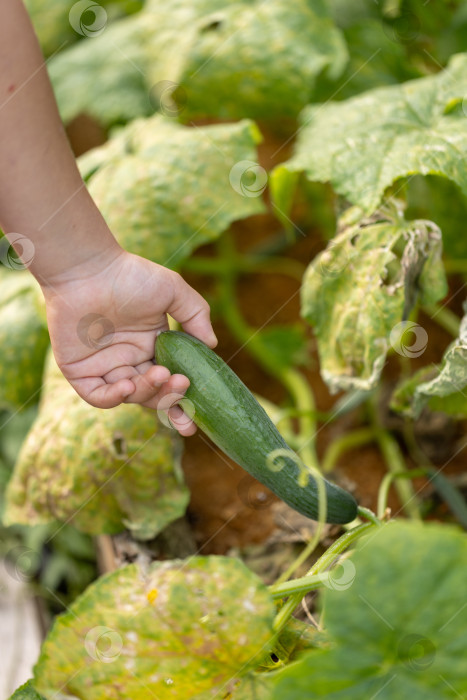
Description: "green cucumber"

(156, 331), (358, 524)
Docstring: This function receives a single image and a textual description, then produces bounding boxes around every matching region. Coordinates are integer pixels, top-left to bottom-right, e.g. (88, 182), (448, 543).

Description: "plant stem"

(269, 572), (327, 600)
(422, 303), (461, 338)
(272, 520), (375, 633)
(376, 468), (427, 519)
(374, 428), (422, 520)
(357, 505), (383, 526)
(321, 427), (376, 474)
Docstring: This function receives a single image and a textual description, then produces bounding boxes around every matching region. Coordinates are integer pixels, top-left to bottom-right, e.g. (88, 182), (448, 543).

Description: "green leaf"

(8, 680), (45, 700)
(230, 673), (279, 699)
(25, 0), (144, 57)
(0, 268), (49, 411)
(411, 304), (467, 417)
(271, 521), (467, 699)
(34, 556), (276, 700)
(80, 116), (265, 267)
(274, 53), (467, 214)
(4, 352), (188, 539)
(49, 0), (347, 127)
(311, 18), (420, 103)
(300, 202), (447, 392)
(49, 13), (149, 125)
(259, 324), (309, 369)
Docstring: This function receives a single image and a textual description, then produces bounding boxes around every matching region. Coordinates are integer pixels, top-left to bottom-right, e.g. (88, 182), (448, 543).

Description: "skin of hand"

(0, 0), (217, 434)
(42, 250), (217, 436)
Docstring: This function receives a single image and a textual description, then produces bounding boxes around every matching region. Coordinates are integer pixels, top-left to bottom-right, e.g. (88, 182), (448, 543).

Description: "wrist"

(25, 190), (125, 292)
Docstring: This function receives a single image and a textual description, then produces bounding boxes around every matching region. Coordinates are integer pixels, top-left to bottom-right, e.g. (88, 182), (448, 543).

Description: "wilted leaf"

(49, 0), (347, 126)
(8, 680), (45, 700)
(271, 521), (467, 699)
(79, 116), (265, 267)
(273, 53), (467, 214)
(300, 202), (447, 392)
(411, 304), (467, 417)
(0, 268), (49, 411)
(4, 353), (188, 539)
(34, 556), (276, 700)
(406, 175), (467, 263)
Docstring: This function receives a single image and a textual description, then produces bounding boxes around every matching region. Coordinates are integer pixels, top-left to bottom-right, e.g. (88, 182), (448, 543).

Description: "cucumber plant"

(3, 1), (467, 698)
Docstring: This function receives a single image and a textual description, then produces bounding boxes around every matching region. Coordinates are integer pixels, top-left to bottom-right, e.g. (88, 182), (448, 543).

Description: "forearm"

(0, 0), (121, 287)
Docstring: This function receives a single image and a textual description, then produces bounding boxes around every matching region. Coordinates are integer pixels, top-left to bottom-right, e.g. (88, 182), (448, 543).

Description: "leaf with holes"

(34, 556), (276, 700)
(271, 521), (467, 699)
(78, 115), (265, 268)
(272, 53), (467, 215)
(300, 201), (447, 392)
(4, 352), (188, 539)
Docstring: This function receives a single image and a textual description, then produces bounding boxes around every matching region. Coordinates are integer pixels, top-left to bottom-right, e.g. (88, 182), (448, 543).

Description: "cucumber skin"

(156, 331), (358, 524)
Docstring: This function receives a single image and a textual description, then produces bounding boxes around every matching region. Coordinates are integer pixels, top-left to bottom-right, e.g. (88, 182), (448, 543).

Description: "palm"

(43, 251), (216, 435)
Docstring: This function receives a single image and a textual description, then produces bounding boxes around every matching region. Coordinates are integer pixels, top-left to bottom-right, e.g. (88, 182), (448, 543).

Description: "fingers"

(120, 367), (186, 404)
(168, 273), (217, 348)
(123, 368), (197, 435)
(116, 364), (171, 404)
(70, 369), (197, 434)
(71, 376), (135, 409)
(167, 404), (197, 436)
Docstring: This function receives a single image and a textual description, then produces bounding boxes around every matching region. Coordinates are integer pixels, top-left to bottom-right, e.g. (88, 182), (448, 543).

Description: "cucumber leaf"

(8, 681), (45, 700)
(49, 0), (347, 127)
(34, 556), (276, 700)
(273, 53), (467, 215)
(25, 0), (143, 57)
(311, 17), (420, 103)
(271, 521), (467, 699)
(79, 116), (265, 268)
(300, 202), (447, 392)
(4, 353), (188, 539)
(411, 305), (467, 417)
(0, 269), (49, 411)
(406, 175), (467, 262)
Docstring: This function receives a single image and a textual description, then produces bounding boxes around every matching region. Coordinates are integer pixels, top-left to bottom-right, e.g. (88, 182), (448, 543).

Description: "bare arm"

(0, 0), (216, 429)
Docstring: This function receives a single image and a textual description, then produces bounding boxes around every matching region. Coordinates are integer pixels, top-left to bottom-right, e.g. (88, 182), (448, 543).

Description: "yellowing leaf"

(300, 202), (447, 392)
(4, 353), (188, 539)
(0, 268), (49, 411)
(34, 557), (276, 700)
(79, 116), (265, 267)
(274, 53), (467, 214)
(49, 0), (347, 126)
(413, 304), (467, 417)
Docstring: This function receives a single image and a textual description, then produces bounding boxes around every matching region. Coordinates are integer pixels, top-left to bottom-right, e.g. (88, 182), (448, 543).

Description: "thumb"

(167, 273), (217, 347)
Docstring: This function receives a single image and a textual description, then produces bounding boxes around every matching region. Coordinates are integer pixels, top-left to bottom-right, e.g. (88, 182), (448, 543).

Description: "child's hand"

(42, 249), (217, 436)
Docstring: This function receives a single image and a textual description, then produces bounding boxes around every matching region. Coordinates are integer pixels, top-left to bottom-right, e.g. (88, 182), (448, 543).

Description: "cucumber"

(156, 331), (358, 524)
